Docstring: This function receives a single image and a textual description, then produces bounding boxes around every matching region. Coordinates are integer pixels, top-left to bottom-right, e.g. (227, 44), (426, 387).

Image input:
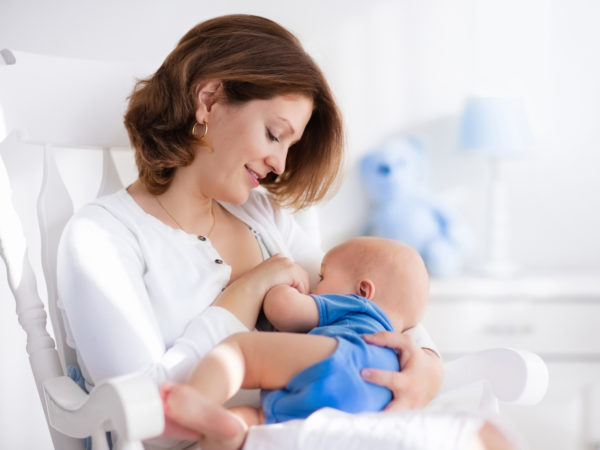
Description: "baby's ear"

(357, 279), (376, 300)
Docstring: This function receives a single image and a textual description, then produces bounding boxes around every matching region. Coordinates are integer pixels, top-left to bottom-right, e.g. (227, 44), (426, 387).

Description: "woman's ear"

(357, 279), (376, 300)
(195, 80), (222, 122)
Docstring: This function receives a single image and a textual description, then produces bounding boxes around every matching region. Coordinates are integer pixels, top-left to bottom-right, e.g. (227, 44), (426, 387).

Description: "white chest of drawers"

(423, 272), (600, 450)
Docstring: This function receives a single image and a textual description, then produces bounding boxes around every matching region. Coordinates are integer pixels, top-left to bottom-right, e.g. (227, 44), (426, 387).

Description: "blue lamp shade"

(458, 96), (533, 157)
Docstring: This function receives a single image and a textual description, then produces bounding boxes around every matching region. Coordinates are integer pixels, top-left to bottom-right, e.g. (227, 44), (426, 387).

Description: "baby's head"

(313, 237), (429, 331)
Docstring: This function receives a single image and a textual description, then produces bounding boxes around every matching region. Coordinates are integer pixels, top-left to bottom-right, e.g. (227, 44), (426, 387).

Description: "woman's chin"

(221, 189), (252, 206)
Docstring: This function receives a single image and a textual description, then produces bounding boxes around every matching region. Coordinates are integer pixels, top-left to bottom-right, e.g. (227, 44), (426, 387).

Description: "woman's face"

(194, 93), (313, 204)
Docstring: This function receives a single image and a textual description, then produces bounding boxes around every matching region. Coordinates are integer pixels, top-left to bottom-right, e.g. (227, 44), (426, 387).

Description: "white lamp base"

(480, 158), (520, 278)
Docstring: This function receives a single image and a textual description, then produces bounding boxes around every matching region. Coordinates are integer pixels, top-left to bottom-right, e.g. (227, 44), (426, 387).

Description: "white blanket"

(243, 408), (485, 450)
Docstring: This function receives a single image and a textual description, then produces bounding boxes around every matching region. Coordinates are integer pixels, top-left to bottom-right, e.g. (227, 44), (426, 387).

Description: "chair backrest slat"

(98, 148), (126, 198)
(38, 145), (76, 370)
(1, 48), (139, 449)
(1, 151), (83, 450)
(38, 145), (127, 371)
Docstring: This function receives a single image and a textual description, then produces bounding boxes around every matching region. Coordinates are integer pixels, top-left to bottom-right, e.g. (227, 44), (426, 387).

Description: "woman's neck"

(130, 177), (216, 236)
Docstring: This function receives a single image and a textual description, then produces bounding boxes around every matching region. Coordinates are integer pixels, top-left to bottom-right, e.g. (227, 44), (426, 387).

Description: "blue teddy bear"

(360, 136), (470, 278)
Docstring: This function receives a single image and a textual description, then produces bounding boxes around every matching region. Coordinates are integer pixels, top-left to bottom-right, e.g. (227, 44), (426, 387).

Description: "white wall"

(2, 0), (600, 448)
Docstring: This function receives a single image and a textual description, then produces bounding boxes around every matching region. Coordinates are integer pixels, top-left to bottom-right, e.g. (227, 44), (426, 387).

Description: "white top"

(57, 188), (436, 388)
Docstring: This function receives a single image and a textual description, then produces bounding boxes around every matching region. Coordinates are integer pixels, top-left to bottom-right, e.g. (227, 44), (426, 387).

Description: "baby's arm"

(263, 284), (319, 332)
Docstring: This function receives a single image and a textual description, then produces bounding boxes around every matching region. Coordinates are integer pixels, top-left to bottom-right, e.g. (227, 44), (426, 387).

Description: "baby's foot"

(161, 382), (246, 449)
(468, 421), (516, 450)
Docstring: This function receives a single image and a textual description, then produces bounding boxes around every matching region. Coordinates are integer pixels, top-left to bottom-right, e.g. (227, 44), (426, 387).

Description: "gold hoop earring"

(192, 121), (208, 139)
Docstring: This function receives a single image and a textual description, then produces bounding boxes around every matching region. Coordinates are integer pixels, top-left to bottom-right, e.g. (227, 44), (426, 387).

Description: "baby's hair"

(331, 237), (429, 330)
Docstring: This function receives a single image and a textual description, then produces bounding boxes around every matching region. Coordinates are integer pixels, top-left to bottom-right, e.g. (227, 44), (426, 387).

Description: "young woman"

(57, 14), (443, 444)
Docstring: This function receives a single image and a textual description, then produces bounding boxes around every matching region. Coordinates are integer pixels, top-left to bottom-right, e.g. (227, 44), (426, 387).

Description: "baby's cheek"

(312, 282), (325, 295)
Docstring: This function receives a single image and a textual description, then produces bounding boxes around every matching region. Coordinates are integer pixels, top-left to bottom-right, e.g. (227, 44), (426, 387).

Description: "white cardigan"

(57, 189), (436, 389)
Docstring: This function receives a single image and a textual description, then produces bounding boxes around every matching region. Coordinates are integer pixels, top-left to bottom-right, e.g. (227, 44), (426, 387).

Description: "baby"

(162, 236), (429, 449)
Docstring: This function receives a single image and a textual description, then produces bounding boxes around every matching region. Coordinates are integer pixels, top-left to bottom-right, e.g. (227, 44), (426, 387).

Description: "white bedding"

(243, 408), (486, 450)
(166, 407), (490, 450)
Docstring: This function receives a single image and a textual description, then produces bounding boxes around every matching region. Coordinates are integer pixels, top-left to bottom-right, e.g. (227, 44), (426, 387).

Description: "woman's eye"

(319, 274), (324, 281)
(266, 129), (279, 143)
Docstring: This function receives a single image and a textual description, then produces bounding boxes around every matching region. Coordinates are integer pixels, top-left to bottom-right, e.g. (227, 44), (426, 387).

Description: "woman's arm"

(58, 202), (312, 386)
(212, 254), (310, 330)
(263, 284), (319, 332)
(58, 206), (244, 386)
(361, 331), (444, 409)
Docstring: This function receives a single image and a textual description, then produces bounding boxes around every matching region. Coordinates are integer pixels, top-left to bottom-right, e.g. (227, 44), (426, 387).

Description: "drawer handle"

(482, 324), (533, 336)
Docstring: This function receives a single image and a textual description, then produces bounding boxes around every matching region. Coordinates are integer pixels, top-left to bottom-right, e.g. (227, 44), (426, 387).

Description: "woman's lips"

(245, 166), (261, 187)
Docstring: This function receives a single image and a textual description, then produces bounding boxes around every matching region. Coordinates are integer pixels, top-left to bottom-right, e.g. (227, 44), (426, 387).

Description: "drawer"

(421, 300), (600, 356)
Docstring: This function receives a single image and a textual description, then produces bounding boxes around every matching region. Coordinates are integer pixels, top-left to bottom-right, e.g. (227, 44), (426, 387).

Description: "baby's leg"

(187, 331), (337, 401)
(228, 405), (266, 428)
(164, 332), (336, 447)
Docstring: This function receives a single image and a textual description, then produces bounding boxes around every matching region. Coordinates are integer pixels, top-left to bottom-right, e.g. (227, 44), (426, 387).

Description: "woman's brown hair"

(124, 14), (343, 209)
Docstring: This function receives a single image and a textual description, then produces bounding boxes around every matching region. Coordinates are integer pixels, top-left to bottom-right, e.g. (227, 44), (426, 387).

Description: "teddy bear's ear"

(359, 153), (375, 176)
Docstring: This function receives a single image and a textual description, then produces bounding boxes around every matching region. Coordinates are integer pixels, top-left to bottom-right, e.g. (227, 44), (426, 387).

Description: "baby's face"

(312, 247), (357, 296)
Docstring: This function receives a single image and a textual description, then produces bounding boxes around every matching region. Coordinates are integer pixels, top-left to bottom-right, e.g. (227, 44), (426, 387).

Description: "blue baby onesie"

(261, 293), (400, 424)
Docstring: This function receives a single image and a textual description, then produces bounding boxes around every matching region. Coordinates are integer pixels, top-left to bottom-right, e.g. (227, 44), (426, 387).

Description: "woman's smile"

(245, 165), (262, 187)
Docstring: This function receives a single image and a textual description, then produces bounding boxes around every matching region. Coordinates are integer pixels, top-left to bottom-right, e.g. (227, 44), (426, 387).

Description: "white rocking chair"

(0, 49), (549, 450)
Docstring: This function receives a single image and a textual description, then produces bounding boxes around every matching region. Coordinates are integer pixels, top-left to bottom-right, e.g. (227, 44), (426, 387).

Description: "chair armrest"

(43, 373), (164, 443)
(440, 347), (549, 405)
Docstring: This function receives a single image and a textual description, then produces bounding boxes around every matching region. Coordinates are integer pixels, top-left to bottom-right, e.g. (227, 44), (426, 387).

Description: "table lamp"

(458, 96), (533, 276)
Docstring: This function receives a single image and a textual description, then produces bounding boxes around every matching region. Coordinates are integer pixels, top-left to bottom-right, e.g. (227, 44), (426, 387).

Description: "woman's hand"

(213, 254), (310, 329)
(246, 253), (311, 295)
(361, 331), (444, 410)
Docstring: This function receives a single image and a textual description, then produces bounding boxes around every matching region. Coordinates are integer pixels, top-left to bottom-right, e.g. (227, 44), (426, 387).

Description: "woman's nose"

(265, 146), (287, 175)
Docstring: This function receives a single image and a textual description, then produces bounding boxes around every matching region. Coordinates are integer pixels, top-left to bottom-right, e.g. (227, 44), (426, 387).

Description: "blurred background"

(1, 0), (599, 448)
